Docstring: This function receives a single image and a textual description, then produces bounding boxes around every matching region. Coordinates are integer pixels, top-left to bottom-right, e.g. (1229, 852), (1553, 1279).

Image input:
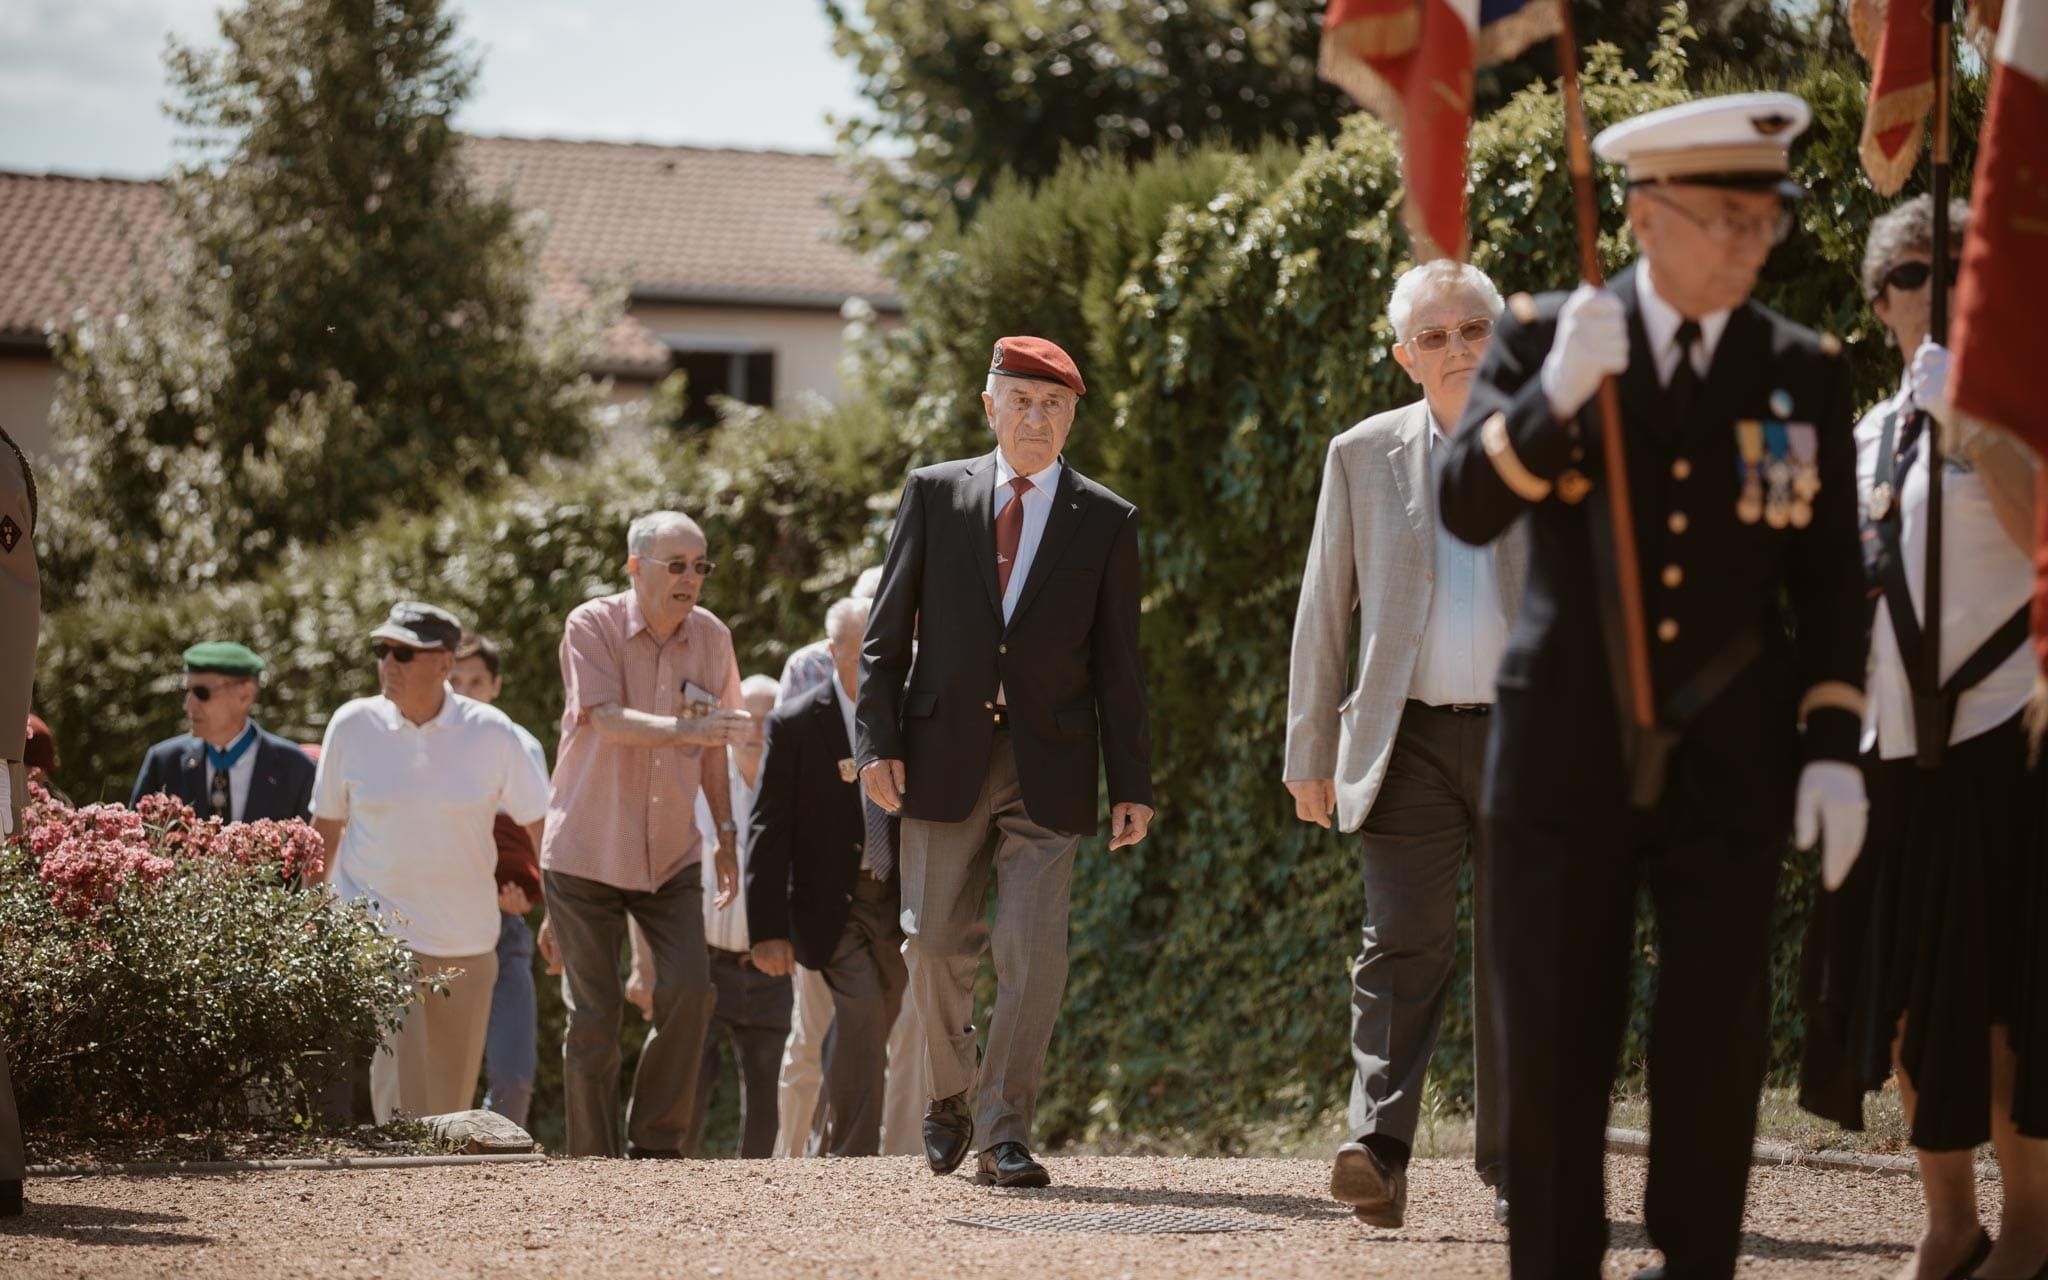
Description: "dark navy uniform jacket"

(1439, 264), (1867, 837)
(130, 725), (316, 823)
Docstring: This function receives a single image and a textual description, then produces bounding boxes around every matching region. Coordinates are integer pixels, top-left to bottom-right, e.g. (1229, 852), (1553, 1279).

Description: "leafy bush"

(0, 787), (415, 1138)
(854, 31), (1982, 1148)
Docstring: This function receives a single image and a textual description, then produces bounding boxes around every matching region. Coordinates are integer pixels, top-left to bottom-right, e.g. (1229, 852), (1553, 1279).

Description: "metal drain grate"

(947, 1209), (1283, 1234)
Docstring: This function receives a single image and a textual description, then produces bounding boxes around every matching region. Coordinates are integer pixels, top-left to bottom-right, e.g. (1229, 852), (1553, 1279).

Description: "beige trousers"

(371, 949), (499, 1122)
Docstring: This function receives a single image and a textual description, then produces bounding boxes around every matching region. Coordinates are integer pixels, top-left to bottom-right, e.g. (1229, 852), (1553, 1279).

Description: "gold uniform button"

(999, 644), (1008, 654)
(984, 700), (995, 710)
(1668, 511), (1689, 535)
(1671, 458), (1692, 481)
(1657, 618), (1680, 643)
(1662, 565), (1683, 589)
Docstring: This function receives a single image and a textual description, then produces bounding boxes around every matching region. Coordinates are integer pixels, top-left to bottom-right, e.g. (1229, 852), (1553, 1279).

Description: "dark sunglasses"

(372, 642), (430, 663)
(1883, 259), (1961, 294)
(1407, 318), (1495, 353)
(183, 683), (244, 702)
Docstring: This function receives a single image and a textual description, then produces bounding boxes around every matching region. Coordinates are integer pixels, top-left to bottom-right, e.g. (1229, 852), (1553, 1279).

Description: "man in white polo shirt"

(313, 601), (552, 1122)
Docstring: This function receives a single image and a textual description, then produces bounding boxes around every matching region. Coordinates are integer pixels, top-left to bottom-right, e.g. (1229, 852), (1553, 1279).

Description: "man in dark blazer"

(1438, 95), (1869, 1280)
(747, 595), (903, 1157)
(856, 335), (1154, 1189)
(1, 422), (39, 1216)
(131, 642), (316, 824)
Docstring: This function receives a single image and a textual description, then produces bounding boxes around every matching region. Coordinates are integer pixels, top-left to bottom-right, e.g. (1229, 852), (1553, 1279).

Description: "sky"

(0, 0), (872, 178)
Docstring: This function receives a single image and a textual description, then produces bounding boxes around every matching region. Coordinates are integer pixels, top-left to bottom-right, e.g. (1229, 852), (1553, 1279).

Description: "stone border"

(28, 1151), (547, 1177)
(1606, 1126), (1952, 1181)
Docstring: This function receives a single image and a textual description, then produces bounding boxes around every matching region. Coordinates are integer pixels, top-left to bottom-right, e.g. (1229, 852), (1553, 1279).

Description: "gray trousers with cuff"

(900, 730), (1079, 1150)
(1348, 702), (1504, 1184)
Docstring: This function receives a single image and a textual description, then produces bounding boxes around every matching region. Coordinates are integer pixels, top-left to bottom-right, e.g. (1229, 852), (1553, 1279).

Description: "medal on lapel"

(1786, 423), (1819, 528)
(1763, 421), (1793, 529)
(838, 758), (858, 784)
(1869, 479), (1895, 521)
(1735, 420), (1765, 524)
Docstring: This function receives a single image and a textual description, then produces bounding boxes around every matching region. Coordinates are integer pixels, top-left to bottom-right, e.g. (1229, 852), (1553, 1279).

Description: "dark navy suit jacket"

(129, 724), (317, 822)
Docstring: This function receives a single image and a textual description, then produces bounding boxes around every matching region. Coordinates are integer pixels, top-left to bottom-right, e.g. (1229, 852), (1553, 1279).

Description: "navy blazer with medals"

(1438, 264), (1866, 836)
(745, 679), (892, 971)
(854, 450), (1153, 837)
(129, 725), (317, 823)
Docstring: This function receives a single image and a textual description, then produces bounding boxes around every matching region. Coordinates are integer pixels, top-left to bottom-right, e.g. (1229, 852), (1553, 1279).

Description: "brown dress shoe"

(1330, 1141), (1406, 1228)
(975, 1141), (1050, 1188)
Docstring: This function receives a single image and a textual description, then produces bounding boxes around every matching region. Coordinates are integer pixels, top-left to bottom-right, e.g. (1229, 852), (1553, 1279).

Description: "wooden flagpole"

(1554, 3), (1655, 732)
(1916, 0), (1954, 768)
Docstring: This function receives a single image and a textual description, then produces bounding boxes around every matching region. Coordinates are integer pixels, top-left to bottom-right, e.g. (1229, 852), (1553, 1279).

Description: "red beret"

(24, 714), (54, 772)
(989, 336), (1085, 397)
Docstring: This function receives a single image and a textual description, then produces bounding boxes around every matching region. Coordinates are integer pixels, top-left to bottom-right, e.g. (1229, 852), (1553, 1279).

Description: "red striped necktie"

(995, 476), (1034, 596)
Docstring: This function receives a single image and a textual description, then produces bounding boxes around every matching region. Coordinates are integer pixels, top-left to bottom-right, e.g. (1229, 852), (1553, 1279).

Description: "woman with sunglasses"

(1804, 194), (2047, 1280)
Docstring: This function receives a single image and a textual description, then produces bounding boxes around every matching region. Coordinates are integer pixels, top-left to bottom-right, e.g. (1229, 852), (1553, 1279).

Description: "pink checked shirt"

(541, 591), (744, 893)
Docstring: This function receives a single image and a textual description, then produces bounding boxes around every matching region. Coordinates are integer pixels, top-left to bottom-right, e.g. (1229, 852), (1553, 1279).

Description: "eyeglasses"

(1882, 259), (1961, 294)
(372, 643), (427, 664)
(642, 556), (717, 578)
(1642, 189), (1792, 246)
(1406, 318), (1495, 353)
(184, 683), (241, 702)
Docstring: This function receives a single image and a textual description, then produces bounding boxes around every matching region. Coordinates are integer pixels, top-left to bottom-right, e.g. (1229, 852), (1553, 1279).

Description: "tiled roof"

(0, 136), (896, 376)
(0, 171), (172, 343)
(466, 136), (899, 310)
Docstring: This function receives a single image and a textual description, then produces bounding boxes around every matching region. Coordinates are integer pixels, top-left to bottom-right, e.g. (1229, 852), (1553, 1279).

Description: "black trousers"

(1486, 810), (1782, 1280)
(684, 949), (793, 1159)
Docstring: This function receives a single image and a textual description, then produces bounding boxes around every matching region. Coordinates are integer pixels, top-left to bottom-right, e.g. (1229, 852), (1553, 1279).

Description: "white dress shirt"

(1855, 384), (2037, 759)
(993, 451), (1063, 624)
(203, 721), (261, 822)
(697, 752), (759, 953)
(1409, 413), (1511, 706)
(1636, 257), (1732, 386)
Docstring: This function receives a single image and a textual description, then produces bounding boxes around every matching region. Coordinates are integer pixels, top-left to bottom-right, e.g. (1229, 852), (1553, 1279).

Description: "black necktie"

(1666, 319), (1702, 429)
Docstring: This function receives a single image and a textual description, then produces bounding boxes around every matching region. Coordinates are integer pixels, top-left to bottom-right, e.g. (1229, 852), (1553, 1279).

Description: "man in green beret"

(130, 641), (317, 823)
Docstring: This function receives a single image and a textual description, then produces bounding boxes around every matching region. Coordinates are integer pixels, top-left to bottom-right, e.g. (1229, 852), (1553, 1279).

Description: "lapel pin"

(1769, 389), (1793, 419)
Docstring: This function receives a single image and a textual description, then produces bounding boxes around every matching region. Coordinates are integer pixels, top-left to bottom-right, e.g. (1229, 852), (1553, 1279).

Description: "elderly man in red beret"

(856, 336), (1154, 1187)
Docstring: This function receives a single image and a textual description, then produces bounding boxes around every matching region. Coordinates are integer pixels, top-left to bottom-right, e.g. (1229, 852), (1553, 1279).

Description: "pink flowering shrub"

(0, 789), (414, 1138)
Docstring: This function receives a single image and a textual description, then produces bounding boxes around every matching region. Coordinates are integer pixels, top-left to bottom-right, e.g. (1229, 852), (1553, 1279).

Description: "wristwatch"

(716, 820), (739, 835)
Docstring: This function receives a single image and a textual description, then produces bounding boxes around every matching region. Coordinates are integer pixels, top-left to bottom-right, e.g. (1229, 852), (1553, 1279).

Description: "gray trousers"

(901, 730), (1079, 1149)
(814, 874), (908, 1156)
(545, 867), (715, 1158)
(685, 950), (792, 1159)
(1350, 702), (1504, 1184)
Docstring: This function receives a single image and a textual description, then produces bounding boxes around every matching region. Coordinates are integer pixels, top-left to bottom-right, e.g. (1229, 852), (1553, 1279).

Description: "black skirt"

(1798, 711), (2048, 1151)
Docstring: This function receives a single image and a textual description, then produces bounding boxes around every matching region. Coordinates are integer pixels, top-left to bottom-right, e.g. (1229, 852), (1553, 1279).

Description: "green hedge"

(35, 35), (1977, 1151)
(857, 36), (1980, 1147)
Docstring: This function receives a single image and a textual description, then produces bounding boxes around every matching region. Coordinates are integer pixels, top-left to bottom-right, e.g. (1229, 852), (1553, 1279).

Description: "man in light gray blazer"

(1285, 259), (1527, 1231)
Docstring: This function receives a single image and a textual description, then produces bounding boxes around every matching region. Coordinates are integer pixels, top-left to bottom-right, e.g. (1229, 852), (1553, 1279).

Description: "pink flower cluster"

(30, 804), (175, 918)
(17, 790), (325, 918)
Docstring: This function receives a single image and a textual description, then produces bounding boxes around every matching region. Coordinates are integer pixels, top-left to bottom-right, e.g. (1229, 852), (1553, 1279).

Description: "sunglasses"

(642, 556), (717, 578)
(183, 682), (246, 702)
(1882, 259), (1961, 294)
(372, 642), (434, 663)
(1407, 318), (1495, 353)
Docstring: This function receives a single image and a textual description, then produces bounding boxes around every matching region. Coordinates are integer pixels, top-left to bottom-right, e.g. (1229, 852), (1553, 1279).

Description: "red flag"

(1946, 0), (2048, 674)
(1319, 0), (1559, 261)
(1851, 0), (1938, 195)
(1948, 0), (2048, 454)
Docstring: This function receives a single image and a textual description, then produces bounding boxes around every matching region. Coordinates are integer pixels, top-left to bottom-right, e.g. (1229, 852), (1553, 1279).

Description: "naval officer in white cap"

(1437, 93), (1871, 1280)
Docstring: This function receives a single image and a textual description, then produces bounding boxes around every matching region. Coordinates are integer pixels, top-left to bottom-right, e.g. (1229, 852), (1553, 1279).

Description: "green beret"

(182, 641), (265, 678)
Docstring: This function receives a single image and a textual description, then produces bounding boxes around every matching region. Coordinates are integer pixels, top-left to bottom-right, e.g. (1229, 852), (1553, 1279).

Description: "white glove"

(1907, 338), (1951, 410)
(1540, 284), (1630, 421)
(1795, 760), (1868, 891)
(0, 768), (12, 838)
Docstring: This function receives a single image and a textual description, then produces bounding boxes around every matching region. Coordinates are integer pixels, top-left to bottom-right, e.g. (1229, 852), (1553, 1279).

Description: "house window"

(662, 336), (775, 428)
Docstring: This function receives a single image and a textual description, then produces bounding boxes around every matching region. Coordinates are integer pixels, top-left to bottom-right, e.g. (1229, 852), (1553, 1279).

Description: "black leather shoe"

(624, 1144), (681, 1159)
(923, 1091), (973, 1175)
(975, 1141), (1051, 1188)
(0, 1178), (21, 1217)
(1330, 1141), (1406, 1228)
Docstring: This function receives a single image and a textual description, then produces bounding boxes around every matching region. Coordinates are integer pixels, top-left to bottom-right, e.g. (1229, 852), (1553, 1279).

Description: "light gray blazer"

(1284, 399), (1528, 833)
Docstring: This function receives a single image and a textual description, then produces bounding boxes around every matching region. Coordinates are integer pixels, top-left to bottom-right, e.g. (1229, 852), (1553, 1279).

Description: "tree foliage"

(825, 0), (1839, 270)
(40, 0), (612, 601)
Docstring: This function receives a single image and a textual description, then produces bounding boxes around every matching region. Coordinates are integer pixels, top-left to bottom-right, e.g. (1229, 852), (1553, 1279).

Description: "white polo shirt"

(314, 688), (552, 956)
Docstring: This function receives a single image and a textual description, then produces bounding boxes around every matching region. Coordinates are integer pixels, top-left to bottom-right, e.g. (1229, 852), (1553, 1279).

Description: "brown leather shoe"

(974, 1141), (1051, 1188)
(1330, 1141), (1406, 1228)
(923, 1091), (973, 1176)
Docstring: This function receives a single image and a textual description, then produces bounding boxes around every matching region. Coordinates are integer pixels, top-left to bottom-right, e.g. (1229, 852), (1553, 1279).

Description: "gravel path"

(0, 1153), (1953, 1278)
